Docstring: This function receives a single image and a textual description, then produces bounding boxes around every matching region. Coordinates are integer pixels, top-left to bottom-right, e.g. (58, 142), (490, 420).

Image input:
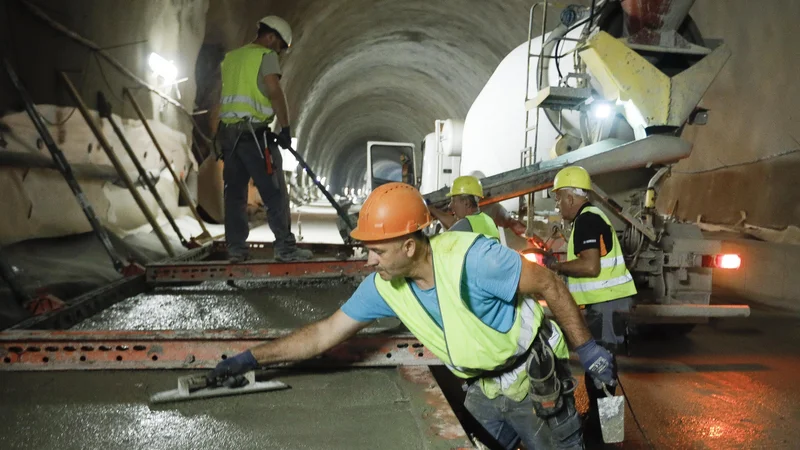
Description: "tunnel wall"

(203, 0), (574, 193)
(0, 0), (208, 244)
(657, 0), (800, 230)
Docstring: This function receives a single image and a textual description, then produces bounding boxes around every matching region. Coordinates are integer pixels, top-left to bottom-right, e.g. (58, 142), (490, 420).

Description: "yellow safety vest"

(374, 232), (567, 400)
(566, 205), (637, 305)
(219, 44), (275, 124)
(465, 212), (500, 240)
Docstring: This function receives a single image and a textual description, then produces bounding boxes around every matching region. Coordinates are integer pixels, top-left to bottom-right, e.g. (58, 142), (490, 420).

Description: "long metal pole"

(270, 134), (355, 233)
(59, 72), (176, 257)
(2, 60), (126, 272)
(122, 88), (211, 240)
(97, 92), (189, 247)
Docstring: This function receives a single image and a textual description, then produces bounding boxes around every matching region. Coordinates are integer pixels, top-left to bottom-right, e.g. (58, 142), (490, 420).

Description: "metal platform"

(0, 240), (477, 449)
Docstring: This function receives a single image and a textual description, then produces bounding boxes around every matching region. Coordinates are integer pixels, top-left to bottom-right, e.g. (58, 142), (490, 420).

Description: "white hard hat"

(258, 16), (293, 47)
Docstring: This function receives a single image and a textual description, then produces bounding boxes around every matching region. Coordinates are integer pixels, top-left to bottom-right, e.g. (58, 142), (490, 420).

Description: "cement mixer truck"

(418, 0), (750, 333)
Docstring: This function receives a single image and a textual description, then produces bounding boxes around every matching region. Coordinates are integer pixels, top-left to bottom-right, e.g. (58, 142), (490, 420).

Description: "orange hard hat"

(350, 182), (432, 242)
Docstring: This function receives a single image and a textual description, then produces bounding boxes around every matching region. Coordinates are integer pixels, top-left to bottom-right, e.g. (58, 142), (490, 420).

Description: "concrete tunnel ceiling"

(204, 0), (565, 192)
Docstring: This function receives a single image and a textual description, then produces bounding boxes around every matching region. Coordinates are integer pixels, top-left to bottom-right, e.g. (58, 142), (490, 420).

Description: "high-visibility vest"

(374, 232), (566, 401)
(566, 205), (637, 305)
(465, 212), (500, 240)
(219, 44), (275, 124)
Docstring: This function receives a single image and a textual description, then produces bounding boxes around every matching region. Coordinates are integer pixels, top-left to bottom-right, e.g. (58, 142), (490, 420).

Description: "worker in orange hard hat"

(209, 182), (615, 449)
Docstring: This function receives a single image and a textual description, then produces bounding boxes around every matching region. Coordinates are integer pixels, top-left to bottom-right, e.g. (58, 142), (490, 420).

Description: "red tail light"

(702, 254), (741, 269)
(716, 254), (741, 269)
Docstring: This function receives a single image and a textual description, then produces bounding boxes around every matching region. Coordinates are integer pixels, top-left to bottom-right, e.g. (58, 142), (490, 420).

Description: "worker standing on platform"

(210, 182), (617, 449)
(428, 175), (500, 239)
(217, 16), (311, 262)
(548, 166), (637, 437)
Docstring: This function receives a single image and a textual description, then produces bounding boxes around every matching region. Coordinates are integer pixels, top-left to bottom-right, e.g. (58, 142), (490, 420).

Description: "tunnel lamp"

(592, 102), (613, 119)
(148, 52), (178, 83)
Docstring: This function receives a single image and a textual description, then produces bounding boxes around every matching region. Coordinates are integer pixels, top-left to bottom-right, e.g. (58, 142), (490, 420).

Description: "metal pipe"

(0, 150), (120, 181)
(3, 60), (126, 272)
(60, 72), (176, 257)
(123, 88), (212, 241)
(98, 92), (188, 247)
(269, 136), (356, 234)
(632, 304), (750, 318)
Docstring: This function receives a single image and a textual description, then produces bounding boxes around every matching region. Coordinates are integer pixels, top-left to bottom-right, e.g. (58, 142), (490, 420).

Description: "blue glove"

(206, 350), (258, 383)
(575, 339), (616, 388)
(277, 126), (292, 149)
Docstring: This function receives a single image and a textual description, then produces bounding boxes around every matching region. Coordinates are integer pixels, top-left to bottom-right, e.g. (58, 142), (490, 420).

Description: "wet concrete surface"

(0, 369), (449, 450)
(70, 278), (390, 331)
(580, 306), (800, 449)
(1, 282), (799, 449)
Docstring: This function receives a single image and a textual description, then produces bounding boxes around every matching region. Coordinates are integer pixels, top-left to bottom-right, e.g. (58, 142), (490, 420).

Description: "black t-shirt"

(572, 203), (613, 256)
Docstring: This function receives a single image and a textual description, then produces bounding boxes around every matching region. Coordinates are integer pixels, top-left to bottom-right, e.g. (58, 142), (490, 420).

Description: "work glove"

(543, 253), (558, 271)
(277, 126), (292, 149)
(205, 350), (258, 384)
(575, 339), (616, 389)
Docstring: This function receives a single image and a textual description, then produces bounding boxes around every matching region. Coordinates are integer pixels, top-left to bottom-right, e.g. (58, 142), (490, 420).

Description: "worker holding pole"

(216, 16), (311, 262)
(548, 165), (637, 438)
(209, 182), (617, 449)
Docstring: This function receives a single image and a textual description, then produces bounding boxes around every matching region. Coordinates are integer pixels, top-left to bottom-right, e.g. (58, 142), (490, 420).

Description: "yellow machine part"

(579, 31), (731, 131)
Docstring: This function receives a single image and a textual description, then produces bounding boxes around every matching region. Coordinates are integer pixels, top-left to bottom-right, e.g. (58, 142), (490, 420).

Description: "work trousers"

(219, 124), (296, 257)
(464, 322), (583, 450)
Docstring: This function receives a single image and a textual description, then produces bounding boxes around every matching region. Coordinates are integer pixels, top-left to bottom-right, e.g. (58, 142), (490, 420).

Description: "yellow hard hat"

(552, 166), (592, 191)
(447, 175), (484, 198)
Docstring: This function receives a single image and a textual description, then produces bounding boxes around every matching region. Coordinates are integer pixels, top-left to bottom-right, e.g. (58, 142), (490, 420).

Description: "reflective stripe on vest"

(566, 205), (637, 305)
(374, 232), (542, 380)
(220, 95), (274, 118)
(220, 44), (275, 124)
(465, 212), (500, 240)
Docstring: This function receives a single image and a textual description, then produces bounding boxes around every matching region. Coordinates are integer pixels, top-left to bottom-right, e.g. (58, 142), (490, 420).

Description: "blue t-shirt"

(341, 236), (522, 332)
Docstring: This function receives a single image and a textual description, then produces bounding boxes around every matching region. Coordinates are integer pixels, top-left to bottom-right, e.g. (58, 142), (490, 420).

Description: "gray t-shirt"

(256, 52), (281, 98)
(449, 217), (474, 232)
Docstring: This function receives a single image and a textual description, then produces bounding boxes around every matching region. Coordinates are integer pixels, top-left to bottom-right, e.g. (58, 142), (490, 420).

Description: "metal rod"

(97, 92), (188, 247)
(123, 88), (211, 240)
(146, 257), (370, 284)
(271, 134), (356, 234)
(0, 149), (123, 181)
(59, 72), (176, 257)
(632, 304), (751, 318)
(589, 182), (658, 242)
(0, 330), (439, 371)
(2, 60), (126, 272)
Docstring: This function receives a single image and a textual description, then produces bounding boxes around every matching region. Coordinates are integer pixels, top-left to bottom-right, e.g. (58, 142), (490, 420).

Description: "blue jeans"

(464, 384), (553, 450)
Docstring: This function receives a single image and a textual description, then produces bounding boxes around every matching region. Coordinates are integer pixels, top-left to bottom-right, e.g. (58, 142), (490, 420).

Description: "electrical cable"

(617, 377), (655, 449)
(671, 148), (800, 174)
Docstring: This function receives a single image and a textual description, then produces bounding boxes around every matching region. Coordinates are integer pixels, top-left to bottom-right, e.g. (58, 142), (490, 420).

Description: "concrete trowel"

(598, 385), (625, 443)
(149, 371), (289, 404)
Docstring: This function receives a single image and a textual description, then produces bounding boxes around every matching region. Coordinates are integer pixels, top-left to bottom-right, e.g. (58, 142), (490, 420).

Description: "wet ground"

(1, 274), (799, 448)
